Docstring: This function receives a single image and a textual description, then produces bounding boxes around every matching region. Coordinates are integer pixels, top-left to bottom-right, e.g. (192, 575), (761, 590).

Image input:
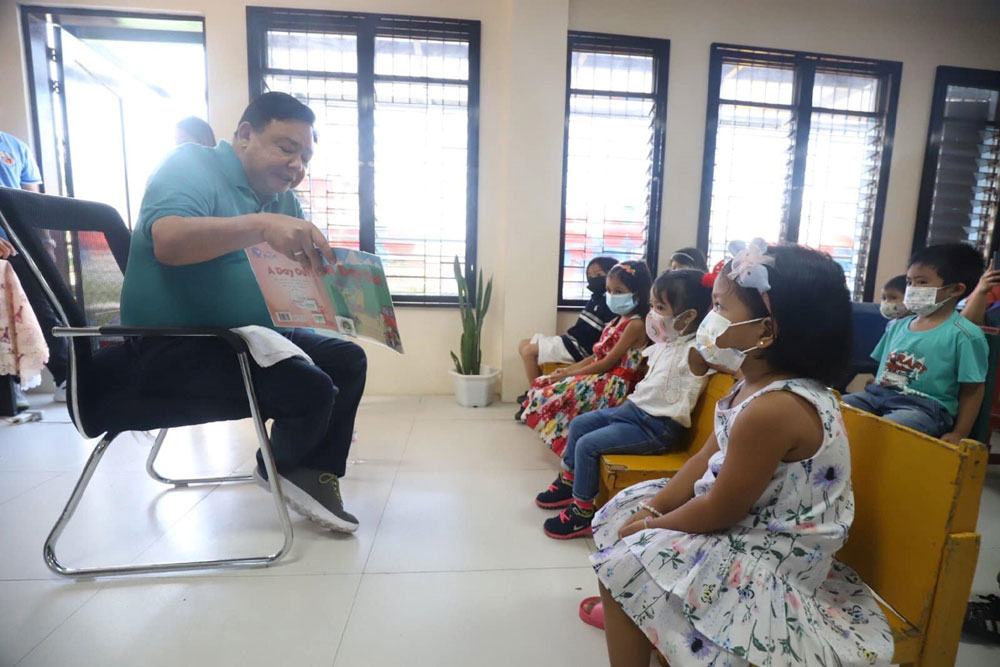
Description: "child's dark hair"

(587, 256), (619, 275)
(883, 274), (907, 294)
(671, 247), (709, 272)
(608, 260), (653, 317)
(908, 243), (985, 299)
(653, 269), (712, 326)
(722, 244), (851, 386)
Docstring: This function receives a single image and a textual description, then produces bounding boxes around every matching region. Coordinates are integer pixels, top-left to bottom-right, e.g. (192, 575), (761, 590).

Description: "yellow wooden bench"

(836, 404), (987, 666)
(599, 393), (988, 666)
(598, 373), (734, 503)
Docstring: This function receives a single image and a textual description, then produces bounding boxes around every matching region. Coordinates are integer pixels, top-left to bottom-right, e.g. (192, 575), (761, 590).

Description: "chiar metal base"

(146, 428), (254, 487)
(43, 353), (294, 579)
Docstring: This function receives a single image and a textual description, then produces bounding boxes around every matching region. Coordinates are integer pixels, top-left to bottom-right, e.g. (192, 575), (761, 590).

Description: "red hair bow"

(701, 260), (725, 288)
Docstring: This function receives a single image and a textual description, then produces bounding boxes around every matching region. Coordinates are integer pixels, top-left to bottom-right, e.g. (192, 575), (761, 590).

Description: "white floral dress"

(590, 378), (893, 667)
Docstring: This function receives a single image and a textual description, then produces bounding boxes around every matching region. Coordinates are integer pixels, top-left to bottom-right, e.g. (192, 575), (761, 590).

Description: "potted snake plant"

(449, 256), (498, 407)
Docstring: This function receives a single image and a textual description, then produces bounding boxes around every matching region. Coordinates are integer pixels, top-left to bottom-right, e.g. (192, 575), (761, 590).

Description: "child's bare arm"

(644, 392), (819, 535)
(650, 432), (719, 512)
(962, 268), (1000, 326)
(618, 433), (719, 538)
(941, 382), (986, 445)
(566, 320), (645, 377)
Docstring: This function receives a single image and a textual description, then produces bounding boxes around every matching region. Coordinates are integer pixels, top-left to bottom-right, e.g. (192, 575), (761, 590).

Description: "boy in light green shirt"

(843, 244), (988, 444)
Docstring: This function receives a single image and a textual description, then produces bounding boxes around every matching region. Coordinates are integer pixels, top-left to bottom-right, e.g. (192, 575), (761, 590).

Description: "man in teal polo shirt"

(122, 93), (366, 533)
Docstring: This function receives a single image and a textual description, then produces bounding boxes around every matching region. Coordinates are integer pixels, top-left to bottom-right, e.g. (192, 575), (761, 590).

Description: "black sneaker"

(535, 473), (574, 509)
(543, 502), (594, 540)
(254, 464), (359, 533)
(514, 393), (529, 422)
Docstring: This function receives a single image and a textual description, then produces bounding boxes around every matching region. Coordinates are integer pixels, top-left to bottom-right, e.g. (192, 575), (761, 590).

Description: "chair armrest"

(51, 325), (250, 354)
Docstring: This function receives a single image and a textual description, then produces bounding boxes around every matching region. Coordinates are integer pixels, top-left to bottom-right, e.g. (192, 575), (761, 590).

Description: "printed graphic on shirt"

(878, 349), (927, 392)
(0, 152), (15, 167)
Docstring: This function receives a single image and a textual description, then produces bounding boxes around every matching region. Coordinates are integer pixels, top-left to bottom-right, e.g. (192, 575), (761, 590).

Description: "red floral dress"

(520, 315), (644, 456)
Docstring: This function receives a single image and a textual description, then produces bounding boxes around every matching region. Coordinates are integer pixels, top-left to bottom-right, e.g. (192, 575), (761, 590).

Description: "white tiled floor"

(1, 393), (999, 666)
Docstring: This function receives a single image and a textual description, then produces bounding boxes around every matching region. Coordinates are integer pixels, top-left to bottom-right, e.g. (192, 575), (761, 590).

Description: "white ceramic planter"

(450, 366), (500, 407)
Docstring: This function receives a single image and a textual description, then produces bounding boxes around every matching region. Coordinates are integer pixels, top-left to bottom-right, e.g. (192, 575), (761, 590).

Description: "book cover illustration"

(246, 243), (404, 353)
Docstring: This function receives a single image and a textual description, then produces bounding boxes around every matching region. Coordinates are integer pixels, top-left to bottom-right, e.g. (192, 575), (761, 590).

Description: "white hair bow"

(727, 238), (774, 295)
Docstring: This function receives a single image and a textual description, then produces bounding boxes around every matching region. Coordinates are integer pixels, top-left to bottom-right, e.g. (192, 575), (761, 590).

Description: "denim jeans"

(134, 329), (367, 476)
(562, 401), (684, 501)
(842, 384), (954, 438)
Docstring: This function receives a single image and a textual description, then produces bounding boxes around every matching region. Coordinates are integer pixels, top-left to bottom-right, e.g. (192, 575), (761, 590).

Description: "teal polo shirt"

(121, 140), (303, 328)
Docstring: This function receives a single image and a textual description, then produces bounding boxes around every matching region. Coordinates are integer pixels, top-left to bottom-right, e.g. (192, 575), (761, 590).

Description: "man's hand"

(258, 213), (335, 273)
(0, 238), (16, 259)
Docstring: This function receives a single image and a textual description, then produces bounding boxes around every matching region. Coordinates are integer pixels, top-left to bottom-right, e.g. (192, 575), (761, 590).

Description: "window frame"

(20, 4), (208, 201)
(246, 7), (481, 307)
(912, 65), (1000, 259)
(557, 31), (669, 309)
(697, 43), (901, 302)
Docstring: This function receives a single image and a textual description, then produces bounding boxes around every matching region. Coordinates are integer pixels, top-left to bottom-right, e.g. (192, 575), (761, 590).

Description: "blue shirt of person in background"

(0, 131), (43, 243)
(0, 131), (42, 190)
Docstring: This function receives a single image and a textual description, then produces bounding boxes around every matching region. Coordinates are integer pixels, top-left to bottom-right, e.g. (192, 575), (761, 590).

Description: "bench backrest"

(970, 328), (1000, 444)
(675, 373), (734, 452)
(837, 403), (987, 632)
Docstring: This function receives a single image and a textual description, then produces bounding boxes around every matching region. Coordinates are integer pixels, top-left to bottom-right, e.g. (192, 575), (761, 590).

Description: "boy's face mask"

(606, 292), (637, 315)
(903, 285), (956, 317)
(694, 310), (765, 373)
(879, 301), (908, 320)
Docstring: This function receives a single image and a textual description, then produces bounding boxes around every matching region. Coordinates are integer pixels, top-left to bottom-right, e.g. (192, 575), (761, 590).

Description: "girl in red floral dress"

(520, 261), (652, 456)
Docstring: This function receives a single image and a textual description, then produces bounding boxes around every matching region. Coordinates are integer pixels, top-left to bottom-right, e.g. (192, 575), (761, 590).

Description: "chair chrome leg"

(145, 428), (254, 487)
(43, 432), (117, 576)
(42, 353), (294, 578)
(238, 352), (294, 563)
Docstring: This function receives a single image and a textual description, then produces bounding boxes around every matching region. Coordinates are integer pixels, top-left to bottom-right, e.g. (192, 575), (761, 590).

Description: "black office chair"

(0, 188), (293, 578)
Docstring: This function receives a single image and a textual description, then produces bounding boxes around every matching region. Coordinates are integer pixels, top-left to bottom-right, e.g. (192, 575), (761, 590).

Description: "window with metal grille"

(558, 32), (669, 305)
(247, 8), (479, 304)
(699, 45), (901, 300)
(913, 66), (1000, 264)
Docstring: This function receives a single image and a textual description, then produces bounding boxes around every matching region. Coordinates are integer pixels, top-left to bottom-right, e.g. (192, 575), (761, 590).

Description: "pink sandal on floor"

(578, 596), (605, 630)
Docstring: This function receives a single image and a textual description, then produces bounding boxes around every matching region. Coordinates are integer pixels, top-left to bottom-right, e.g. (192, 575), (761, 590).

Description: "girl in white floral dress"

(590, 242), (893, 667)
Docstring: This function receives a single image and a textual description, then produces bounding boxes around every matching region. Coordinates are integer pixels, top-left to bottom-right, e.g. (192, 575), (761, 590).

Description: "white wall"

(2, 0), (999, 398)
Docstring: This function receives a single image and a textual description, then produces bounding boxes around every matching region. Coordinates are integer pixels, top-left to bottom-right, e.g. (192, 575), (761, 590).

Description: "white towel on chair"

(230, 326), (313, 368)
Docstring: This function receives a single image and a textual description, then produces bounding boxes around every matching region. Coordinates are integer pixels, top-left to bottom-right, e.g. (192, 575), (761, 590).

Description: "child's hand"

(548, 368), (570, 382)
(0, 238), (15, 259)
(975, 268), (1000, 297)
(618, 509), (654, 540)
(940, 432), (962, 445)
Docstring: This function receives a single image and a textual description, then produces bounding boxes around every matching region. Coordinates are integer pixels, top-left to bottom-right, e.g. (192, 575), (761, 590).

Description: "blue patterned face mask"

(606, 292), (637, 315)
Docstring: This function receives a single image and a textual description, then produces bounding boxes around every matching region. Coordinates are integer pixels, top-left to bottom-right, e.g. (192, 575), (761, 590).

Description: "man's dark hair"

(883, 274), (907, 294)
(653, 269), (712, 326)
(722, 244), (852, 386)
(238, 92), (316, 133)
(176, 116), (216, 147)
(908, 243), (984, 299)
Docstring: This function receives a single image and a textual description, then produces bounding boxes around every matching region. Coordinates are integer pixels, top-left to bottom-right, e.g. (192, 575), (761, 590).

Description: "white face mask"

(694, 310), (765, 373)
(879, 300), (908, 320)
(646, 310), (693, 344)
(903, 285), (954, 317)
